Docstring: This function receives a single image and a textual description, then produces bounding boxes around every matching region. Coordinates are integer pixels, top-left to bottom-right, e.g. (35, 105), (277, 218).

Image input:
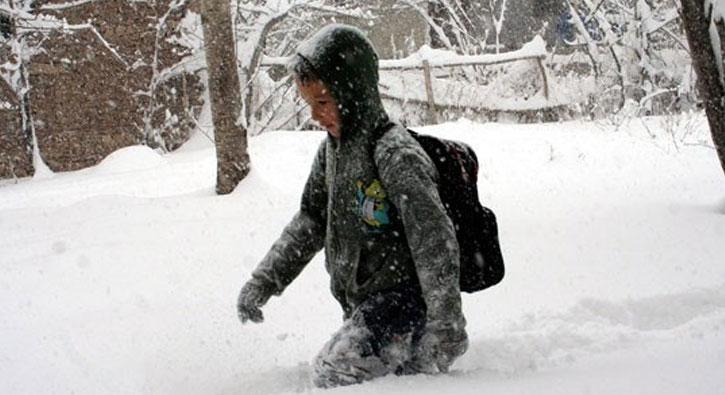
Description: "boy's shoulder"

(375, 123), (416, 152)
(374, 123), (435, 171)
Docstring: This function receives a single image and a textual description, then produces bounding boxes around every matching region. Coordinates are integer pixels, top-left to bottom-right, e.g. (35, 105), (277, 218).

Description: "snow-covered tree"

(1, 5), (31, 179)
(681, 0), (725, 176)
(135, 0), (199, 152)
(555, 0), (690, 116)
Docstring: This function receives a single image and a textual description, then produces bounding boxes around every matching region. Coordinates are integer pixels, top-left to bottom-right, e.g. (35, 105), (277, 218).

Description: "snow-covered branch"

(397, 0), (454, 50)
(136, 0), (194, 151)
(140, 52), (206, 96)
(28, 22), (129, 68)
(2, 3), (130, 69)
(305, 4), (367, 18)
(38, 0), (99, 11)
(238, 0), (366, 20)
(0, 4), (35, 19)
(644, 8), (680, 34)
(79, 23), (129, 69)
(492, 0), (508, 53)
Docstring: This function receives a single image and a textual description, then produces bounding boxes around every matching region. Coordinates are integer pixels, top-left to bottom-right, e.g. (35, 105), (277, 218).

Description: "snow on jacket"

(248, 25), (465, 328)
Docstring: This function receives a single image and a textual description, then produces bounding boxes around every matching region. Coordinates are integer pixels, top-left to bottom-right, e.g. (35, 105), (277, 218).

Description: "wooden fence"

(261, 36), (554, 123)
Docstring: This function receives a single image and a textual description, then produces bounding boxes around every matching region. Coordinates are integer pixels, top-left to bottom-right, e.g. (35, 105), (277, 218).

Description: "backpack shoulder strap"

(370, 121), (400, 167)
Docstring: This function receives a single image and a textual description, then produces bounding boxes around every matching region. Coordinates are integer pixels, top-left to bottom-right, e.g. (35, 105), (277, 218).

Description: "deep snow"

(1, 115), (724, 394)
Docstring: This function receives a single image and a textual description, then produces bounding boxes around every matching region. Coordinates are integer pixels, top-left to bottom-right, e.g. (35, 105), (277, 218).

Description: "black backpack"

(409, 130), (505, 293)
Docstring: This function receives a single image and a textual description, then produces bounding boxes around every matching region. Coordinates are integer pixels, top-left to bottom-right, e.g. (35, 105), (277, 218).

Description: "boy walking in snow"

(237, 24), (468, 388)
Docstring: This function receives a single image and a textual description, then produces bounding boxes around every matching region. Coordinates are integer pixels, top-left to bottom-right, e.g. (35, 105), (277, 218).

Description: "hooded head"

(289, 24), (388, 141)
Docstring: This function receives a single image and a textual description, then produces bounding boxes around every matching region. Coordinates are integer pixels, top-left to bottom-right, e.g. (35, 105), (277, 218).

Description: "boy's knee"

(312, 354), (357, 388)
(312, 352), (388, 388)
(312, 327), (389, 388)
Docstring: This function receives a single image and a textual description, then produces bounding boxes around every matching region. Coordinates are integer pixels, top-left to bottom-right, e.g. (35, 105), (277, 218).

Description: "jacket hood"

(293, 24), (388, 141)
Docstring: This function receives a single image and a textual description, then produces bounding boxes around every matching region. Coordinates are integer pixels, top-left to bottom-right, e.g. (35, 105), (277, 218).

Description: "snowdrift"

(1, 116), (724, 394)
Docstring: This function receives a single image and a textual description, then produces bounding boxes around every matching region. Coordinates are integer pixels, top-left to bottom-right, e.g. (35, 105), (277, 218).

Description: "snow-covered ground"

(1, 115), (724, 394)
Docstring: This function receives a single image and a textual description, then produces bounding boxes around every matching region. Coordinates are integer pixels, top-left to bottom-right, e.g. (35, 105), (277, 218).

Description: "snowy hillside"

(1, 116), (724, 394)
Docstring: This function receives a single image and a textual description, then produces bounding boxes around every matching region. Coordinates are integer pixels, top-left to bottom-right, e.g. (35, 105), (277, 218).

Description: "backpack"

(409, 130), (505, 293)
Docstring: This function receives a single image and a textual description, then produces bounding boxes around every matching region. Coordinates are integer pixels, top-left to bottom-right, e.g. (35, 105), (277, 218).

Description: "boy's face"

(296, 79), (341, 139)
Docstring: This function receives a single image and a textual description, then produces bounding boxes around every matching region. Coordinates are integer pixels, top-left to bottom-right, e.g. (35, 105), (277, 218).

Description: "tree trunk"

(201, 0), (250, 194)
(681, 0), (725, 177)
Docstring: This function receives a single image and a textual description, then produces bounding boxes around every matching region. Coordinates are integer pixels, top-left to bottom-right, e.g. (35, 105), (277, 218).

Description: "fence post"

(422, 60), (439, 124)
(535, 57), (550, 100)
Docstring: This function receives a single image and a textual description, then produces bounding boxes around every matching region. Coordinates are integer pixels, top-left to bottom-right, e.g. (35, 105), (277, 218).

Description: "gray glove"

(237, 281), (272, 324)
(413, 321), (469, 373)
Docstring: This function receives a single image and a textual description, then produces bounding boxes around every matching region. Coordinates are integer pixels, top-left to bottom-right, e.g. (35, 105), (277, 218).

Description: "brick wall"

(0, 0), (204, 178)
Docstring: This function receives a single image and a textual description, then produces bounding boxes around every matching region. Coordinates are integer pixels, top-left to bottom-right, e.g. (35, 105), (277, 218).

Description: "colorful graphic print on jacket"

(355, 179), (390, 231)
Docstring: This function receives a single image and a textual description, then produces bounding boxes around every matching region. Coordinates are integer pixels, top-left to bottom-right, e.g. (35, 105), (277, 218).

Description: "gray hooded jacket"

(248, 25), (464, 329)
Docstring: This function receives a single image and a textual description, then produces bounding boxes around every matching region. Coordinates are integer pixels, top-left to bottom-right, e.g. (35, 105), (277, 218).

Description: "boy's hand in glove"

(237, 282), (272, 324)
(413, 321), (468, 373)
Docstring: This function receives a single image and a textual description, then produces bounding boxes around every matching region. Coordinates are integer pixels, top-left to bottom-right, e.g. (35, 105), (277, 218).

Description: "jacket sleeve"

(375, 134), (465, 328)
(247, 141), (328, 296)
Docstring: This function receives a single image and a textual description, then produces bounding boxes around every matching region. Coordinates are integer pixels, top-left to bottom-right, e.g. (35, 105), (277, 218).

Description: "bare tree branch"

(38, 0), (99, 11)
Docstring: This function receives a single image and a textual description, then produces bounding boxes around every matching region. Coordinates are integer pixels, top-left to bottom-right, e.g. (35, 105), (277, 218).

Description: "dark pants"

(312, 288), (427, 388)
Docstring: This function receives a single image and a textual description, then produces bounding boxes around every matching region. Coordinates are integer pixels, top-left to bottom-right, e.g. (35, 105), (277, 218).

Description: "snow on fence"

(261, 36), (557, 123)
